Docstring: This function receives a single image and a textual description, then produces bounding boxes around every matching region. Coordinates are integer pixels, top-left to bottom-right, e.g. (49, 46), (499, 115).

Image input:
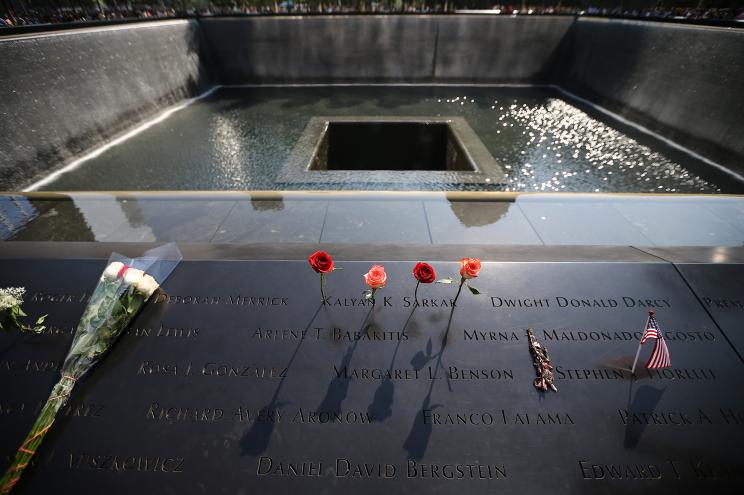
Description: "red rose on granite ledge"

(308, 251), (334, 273)
(308, 251), (339, 302)
(413, 262), (436, 284)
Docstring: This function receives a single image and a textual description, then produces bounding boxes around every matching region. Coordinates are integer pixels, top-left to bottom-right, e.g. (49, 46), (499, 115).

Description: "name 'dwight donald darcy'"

(491, 296), (672, 309)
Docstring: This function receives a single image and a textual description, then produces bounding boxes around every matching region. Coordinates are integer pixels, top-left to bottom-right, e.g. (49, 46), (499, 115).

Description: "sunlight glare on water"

(40, 87), (722, 192)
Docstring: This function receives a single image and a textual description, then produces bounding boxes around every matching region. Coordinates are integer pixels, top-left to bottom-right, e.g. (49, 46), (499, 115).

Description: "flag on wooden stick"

(631, 310), (671, 373)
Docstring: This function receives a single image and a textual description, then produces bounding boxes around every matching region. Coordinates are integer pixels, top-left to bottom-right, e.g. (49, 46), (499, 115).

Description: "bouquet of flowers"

(0, 243), (182, 494)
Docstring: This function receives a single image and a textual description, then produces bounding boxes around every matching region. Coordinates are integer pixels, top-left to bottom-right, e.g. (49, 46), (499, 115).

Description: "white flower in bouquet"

(137, 274), (160, 298)
(119, 267), (159, 297)
(0, 287), (45, 334)
(0, 287), (25, 311)
(101, 261), (125, 282)
(123, 267), (145, 287)
(101, 262), (161, 299)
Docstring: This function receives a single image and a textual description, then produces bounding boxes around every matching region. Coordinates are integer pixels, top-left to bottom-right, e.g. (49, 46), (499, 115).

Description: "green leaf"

(10, 312), (23, 328)
(362, 290), (373, 300)
(435, 278), (453, 284)
(467, 285), (481, 295)
(332, 267), (343, 271)
(36, 314), (47, 325)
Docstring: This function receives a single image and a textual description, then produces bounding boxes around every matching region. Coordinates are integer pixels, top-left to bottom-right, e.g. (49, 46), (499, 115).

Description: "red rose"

(413, 262), (436, 284)
(308, 251), (334, 273)
(460, 258), (481, 279)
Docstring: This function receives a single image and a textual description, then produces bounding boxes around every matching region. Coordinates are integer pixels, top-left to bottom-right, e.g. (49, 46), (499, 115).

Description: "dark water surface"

(40, 86), (730, 192)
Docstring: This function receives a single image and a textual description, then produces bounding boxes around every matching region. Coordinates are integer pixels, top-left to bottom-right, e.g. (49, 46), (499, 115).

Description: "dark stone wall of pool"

(198, 15), (575, 83)
(0, 20), (210, 190)
(558, 17), (744, 176)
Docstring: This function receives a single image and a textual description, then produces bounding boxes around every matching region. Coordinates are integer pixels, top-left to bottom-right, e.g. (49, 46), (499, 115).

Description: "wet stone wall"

(0, 20), (209, 189)
(559, 18), (744, 175)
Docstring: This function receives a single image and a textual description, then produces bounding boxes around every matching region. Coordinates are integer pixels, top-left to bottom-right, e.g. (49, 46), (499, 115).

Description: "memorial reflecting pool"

(36, 86), (732, 193)
(2, 13), (744, 495)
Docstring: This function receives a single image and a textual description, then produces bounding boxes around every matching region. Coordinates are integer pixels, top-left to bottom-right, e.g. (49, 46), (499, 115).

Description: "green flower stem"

(1, 307), (46, 334)
(414, 281), (421, 305)
(453, 277), (465, 306)
(0, 376), (76, 494)
(371, 288), (377, 305)
(320, 273), (326, 302)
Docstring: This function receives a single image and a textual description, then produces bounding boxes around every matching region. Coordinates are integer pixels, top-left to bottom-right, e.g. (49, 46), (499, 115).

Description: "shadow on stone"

(316, 307), (373, 419)
(403, 294), (459, 461)
(403, 392), (442, 462)
(623, 382), (666, 450)
(410, 337), (435, 372)
(367, 306), (418, 423)
(240, 303), (323, 456)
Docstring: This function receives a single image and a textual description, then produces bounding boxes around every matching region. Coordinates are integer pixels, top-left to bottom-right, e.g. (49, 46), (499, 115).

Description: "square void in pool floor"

(282, 116), (504, 185)
(321, 121), (456, 171)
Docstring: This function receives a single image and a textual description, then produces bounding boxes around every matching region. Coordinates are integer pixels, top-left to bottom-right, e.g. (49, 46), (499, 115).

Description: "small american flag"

(640, 311), (671, 369)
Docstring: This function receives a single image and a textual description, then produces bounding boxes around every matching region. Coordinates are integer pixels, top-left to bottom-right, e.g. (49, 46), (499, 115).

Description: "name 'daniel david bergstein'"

(256, 457), (507, 479)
